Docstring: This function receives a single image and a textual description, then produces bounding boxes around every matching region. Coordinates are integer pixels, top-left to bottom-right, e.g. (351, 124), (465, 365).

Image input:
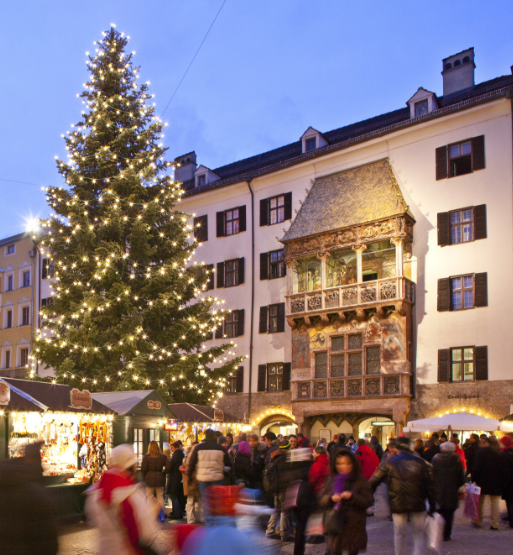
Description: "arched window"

(463, 56), (470, 63)
(445, 63), (452, 70)
(454, 59), (461, 67)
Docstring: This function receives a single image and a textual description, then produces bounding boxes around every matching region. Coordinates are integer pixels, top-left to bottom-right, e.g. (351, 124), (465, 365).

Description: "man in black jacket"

(464, 433), (480, 479)
(369, 436), (435, 555)
(473, 436), (502, 529)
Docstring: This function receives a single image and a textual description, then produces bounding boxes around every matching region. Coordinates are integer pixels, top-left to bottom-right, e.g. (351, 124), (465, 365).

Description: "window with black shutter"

(42, 259), (49, 279)
(474, 273), (487, 307)
(237, 309), (245, 336)
(236, 366), (244, 392)
(260, 193), (292, 226)
(450, 347), (475, 381)
(215, 324), (223, 339)
(224, 311), (239, 338)
(260, 199), (269, 227)
(436, 136), (485, 180)
(269, 303), (285, 333)
(216, 212), (225, 237)
(257, 364), (267, 392)
(438, 205), (487, 246)
(260, 252), (269, 280)
(475, 346), (488, 380)
(437, 278), (450, 312)
(193, 215), (208, 243)
(225, 259), (239, 287)
(267, 363), (284, 391)
(282, 363), (291, 391)
(438, 349), (450, 382)
(269, 250), (286, 279)
(474, 205), (487, 240)
(217, 207), (246, 237)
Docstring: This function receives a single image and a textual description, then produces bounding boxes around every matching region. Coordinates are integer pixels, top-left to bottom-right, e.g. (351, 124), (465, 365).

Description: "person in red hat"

(500, 435), (513, 528)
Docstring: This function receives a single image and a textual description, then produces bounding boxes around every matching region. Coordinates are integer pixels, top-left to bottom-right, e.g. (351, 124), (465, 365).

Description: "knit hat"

(238, 440), (251, 456)
(217, 435), (228, 445)
(440, 441), (456, 452)
(110, 444), (137, 470)
(500, 435), (513, 448)
(279, 439), (291, 451)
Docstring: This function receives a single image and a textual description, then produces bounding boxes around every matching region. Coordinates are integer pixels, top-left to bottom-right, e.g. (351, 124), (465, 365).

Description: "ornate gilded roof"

(282, 158), (410, 242)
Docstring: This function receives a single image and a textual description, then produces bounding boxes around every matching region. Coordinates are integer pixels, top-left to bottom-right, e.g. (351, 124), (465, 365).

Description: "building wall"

(180, 96), (513, 424)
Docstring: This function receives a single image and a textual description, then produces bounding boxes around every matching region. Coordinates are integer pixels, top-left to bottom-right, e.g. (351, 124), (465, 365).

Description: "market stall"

(0, 378), (116, 519)
(91, 390), (176, 466)
(168, 402), (246, 445)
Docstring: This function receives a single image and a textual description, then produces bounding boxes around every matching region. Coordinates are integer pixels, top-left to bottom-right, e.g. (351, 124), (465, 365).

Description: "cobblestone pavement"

(58, 486), (513, 555)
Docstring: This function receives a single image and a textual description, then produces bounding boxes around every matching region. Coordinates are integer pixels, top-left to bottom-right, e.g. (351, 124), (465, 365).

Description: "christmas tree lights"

(33, 27), (244, 404)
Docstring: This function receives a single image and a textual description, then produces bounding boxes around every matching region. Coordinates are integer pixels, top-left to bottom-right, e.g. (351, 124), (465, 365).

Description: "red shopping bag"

(463, 483), (481, 521)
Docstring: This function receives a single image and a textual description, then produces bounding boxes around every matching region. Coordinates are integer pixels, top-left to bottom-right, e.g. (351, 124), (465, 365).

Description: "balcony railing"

(286, 276), (414, 316)
(291, 373), (409, 401)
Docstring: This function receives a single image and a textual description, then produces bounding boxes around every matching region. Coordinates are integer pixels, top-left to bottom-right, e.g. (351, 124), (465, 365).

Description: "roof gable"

(282, 159), (409, 242)
(92, 390), (175, 417)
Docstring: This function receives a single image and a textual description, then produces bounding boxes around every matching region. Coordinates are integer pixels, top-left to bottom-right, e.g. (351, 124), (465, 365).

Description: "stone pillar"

(352, 245), (367, 283)
(286, 259), (296, 296)
(318, 253), (329, 290)
(391, 238), (404, 278)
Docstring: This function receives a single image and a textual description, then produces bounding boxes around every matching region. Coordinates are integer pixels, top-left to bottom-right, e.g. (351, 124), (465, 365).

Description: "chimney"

(442, 48), (475, 96)
(174, 151), (197, 184)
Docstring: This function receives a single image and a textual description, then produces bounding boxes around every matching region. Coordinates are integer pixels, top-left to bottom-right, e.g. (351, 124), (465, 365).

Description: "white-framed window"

(305, 137), (317, 152)
(22, 271), (30, 288)
(20, 305), (30, 326)
(5, 274), (14, 292)
(17, 346), (29, 368)
(6, 245), (15, 255)
(197, 174), (206, 187)
(415, 100), (429, 117)
(4, 349), (11, 369)
(5, 309), (13, 329)
(269, 195), (286, 224)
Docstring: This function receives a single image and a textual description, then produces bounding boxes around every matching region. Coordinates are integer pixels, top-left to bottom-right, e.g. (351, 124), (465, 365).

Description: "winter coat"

(369, 450), (436, 514)
(355, 444), (380, 480)
(422, 444), (440, 463)
(168, 449), (185, 496)
(85, 466), (159, 555)
(188, 439), (231, 482)
(432, 453), (466, 510)
(0, 458), (58, 555)
(319, 474), (373, 554)
(232, 451), (255, 485)
(309, 453), (330, 494)
(141, 453), (169, 488)
(473, 446), (502, 496)
(453, 444), (467, 471)
(464, 442), (480, 477)
(500, 448), (513, 501)
(183, 444), (200, 497)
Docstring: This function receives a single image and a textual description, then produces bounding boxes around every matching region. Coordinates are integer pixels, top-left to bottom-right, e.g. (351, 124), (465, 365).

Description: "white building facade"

(178, 48), (513, 441)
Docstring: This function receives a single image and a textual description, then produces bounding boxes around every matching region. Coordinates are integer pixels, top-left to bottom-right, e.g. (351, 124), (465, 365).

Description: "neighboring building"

(178, 47), (513, 442)
(0, 232), (54, 379)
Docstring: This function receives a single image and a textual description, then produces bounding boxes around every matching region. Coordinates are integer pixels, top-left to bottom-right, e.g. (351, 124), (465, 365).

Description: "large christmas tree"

(34, 27), (243, 404)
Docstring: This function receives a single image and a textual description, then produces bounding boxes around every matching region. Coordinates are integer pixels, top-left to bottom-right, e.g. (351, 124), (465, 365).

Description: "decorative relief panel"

(307, 294), (322, 311)
(380, 281), (397, 300)
(330, 380), (344, 397)
(384, 376), (400, 395)
(347, 379), (362, 397)
(314, 381), (327, 398)
(291, 297), (305, 313)
(361, 286), (376, 303)
(325, 291), (339, 308)
(298, 382), (311, 398)
(365, 378), (381, 396)
(342, 288), (357, 306)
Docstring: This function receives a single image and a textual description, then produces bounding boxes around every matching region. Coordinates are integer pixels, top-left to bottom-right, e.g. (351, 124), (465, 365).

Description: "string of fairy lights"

(25, 26), (246, 404)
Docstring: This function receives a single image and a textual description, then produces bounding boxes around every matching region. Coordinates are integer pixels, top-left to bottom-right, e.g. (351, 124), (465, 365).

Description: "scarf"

(332, 472), (351, 510)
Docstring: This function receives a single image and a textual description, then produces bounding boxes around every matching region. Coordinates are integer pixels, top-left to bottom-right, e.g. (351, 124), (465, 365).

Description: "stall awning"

(1, 379), (115, 414)
(404, 412), (504, 433)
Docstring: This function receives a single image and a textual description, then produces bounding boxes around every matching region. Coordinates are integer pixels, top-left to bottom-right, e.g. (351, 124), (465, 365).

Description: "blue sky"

(1, 0), (512, 237)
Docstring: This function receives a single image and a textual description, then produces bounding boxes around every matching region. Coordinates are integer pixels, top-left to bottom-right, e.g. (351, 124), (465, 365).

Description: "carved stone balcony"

(292, 373), (409, 401)
(286, 276), (414, 322)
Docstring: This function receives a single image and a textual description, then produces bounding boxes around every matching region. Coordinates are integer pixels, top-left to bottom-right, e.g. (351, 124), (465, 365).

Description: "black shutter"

(206, 264), (214, 290)
(42, 259), (48, 279)
(238, 257), (245, 285)
(194, 215), (208, 243)
(438, 349), (450, 382)
(437, 212), (450, 246)
(237, 309), (245, 336)
(215, 323), (223, 339)
(216, 211), (225, 237)
(282, 363), (291, 391)
(436, 146), (448, 180)
(239, 205), (247, 232)
(437, 278), (450, 311)
(474, 204), (487, 240)
(260, 252), (269, 280)
(257, 364), (267, 392)
(472, 135), (485, 171)
(260, 199), (269, 226)
(277, 303), (285, 332)
(217, 262), (225, 288)
(283, 192), (292, 221)
(474, 273), (488, 307)
(475, 346), (488, 380)
(259, 306), (268, 334)
(236, 367), (244, 393)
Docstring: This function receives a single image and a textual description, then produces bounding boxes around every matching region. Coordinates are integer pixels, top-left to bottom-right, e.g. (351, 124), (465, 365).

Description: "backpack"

(263, 459), (280, 494)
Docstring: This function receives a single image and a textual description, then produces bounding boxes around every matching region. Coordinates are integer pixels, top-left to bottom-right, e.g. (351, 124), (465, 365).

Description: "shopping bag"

(463, 483), (481, 521)
(425, 513), (444, 554)
(283, 482), (301, 510)
(305, 512), (324, 536)
(158, 508), (166, 522)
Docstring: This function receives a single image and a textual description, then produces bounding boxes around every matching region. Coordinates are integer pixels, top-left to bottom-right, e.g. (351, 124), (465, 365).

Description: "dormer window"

(197, 174), (206, 187)
(306, 137), (317, 152)
(415, 100), (429, 117)
(194, 165), (220, 188)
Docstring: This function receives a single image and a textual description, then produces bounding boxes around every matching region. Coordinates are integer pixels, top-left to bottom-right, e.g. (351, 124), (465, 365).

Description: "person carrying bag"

(320, 449), (373, 555)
